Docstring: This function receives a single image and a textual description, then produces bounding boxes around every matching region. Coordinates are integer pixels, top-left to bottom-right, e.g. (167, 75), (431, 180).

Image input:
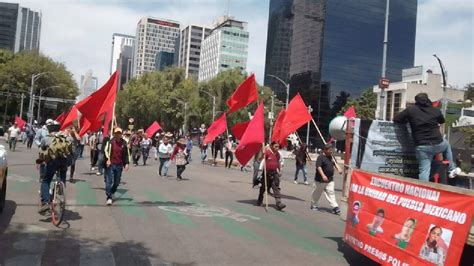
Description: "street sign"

(379, 78), (390, 89)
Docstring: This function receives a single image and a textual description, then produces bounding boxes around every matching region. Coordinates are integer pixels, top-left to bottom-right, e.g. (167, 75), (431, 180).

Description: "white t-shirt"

(8, 127), (21, 138)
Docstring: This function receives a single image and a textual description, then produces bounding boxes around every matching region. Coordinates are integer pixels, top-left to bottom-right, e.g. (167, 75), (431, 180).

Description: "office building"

(133, 17), (180, 77)
(0, 2), (41, 52)
(110, 33), (134, 89)
(179, 24), (211, 78)
(77, 70), (98, 102)
(264, 0), (417, 136)
(155, 51), (174, 70)
(198, 16), (249, 82)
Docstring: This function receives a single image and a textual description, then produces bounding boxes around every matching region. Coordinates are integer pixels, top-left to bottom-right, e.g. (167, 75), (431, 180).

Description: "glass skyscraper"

(264, 0), (417, 138)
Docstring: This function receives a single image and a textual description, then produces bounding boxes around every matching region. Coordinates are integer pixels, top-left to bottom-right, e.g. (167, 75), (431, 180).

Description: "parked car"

(0, 144), (7, 213)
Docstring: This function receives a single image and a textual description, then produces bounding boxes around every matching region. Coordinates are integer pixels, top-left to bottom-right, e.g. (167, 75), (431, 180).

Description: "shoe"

(449, 167), (461, 178)
(96, 172), (102, 176)
(304, 181), (309, 185)
(310, 205), (320, 211)
(332, 207), (341, 215)
(38, 203), (50, 214)
(255, 202), (263, 207)
(293, 180), (298, 184)
(69, 177), (74, 182)
(276, 203), (286, 211)
(106, 199), (112, 206)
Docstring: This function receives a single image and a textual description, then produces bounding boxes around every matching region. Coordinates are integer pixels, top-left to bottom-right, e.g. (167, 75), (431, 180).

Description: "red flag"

(14, 116), (26, 130)
(77, 71), (118, 125)
(231, 120), (250, 140)
(226, 73), (258, 114)
(278, 93), (312, 144)
(344, 105), (357, 118)
(60, 105), (79, 130)
(146, 121), (162, 137)
(55, 112), (66, 125)
(271, 110), (286, 144)
(203, 113), (227, 144)
(235, 102), (265, 166)
(432, 100), (441, 107)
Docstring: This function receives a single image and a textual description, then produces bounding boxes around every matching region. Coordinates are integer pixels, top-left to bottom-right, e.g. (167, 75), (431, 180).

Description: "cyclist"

(36, 122), (72, 213)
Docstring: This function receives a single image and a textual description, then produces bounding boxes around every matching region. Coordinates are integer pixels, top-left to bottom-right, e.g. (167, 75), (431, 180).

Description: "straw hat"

(177, 138), (187, 145)
(164, 132), (173, 137)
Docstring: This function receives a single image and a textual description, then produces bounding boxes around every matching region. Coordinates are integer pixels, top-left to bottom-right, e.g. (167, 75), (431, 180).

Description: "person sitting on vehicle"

(393, 93), (461, 182)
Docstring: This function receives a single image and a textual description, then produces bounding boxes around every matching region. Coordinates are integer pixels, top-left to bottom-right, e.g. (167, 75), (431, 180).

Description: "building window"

(386, 91), (393, 120)
(393, 93), (401, 117)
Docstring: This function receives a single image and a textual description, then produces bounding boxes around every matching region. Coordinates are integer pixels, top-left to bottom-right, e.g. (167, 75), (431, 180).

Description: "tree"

(0, 50), (78, 124)
(464, 82), (474, 101)
(340, 88), (377, 119)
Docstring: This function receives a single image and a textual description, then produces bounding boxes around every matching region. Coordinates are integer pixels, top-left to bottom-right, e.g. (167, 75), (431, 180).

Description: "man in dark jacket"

(294, 143), (309, 185)
(393, 93), (460, 181)
(103, 127), (130, 205)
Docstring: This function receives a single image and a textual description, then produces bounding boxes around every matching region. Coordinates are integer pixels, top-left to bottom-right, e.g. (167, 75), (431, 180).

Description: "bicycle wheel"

(51, 181), (65, 226)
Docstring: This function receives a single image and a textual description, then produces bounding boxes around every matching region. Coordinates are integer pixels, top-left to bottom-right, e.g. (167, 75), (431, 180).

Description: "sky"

(9, 0), (474, 89)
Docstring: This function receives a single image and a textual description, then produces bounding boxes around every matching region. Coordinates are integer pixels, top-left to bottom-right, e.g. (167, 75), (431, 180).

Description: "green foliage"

(116, 67), (283, 134)
(339, 88), (377, 119)
(460, 127), (474, 147)
(0, 49), (79, 123)
(465, 82), (474, 101)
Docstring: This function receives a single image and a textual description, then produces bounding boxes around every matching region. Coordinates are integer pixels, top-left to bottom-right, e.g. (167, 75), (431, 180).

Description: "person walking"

(294, 143), (309, 185)
(103, 127), (130, 206)
(200, 135), (208, 163)
(88, 132), (98, 170)
(140, 134), (152, 165)
(95, 131), (105, 176)
(393, 93), (460, 181)
(256, 141), (286, 211)
(129, 130), (143, 166)
(185, 135), (193, 162)
(311, 144), (341, 215)
(171, 138), (188, 180)
(26, 124), (35, 149)
(158, 134), (173, 176)
(65, 126), (80, 182)
(7, 123), (21, 151)
(224, 135), (235, 168)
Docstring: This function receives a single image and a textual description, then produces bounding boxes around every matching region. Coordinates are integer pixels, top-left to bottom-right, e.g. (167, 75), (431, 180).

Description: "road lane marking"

(114, 188), (146, 217)
(75, 181), (98, 206)
(144, 191), (195, 228)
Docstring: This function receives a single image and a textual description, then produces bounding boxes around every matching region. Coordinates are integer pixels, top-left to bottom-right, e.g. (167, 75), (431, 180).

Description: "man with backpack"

(103, 127), (130, 205)
(37, 122), (73, 213)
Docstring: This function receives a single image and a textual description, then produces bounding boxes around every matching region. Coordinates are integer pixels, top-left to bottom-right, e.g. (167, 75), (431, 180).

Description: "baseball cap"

(114, 127), (123, 134)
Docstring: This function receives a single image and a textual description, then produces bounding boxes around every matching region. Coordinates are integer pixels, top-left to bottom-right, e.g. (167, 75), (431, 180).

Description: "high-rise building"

(77, 70), (99, 102)
(155, 51), (174, 70)
(198, 16), (249, 82)
(110, 33), (134, 89)
(179, 25), (211, 79)
(0, 2), (41, 53)
(133, 17), (180, 77)
(264, 0), (417, 138)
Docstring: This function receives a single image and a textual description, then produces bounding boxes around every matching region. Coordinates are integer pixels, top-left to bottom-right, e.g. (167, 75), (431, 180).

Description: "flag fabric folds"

(60, 105), (79, 130)
(203, 113), (227, 144)
(235, 102), (265, 166)
(271, 110), (286, 144)
(226, 73), (258, 114)
(55, 112), (66, 125)
(344, 105), (357, 118)
(277, 93), (312, 144)
(146, 121), (162, 137)
(231, 120), (250, 140)
(14, 116), (26, 130)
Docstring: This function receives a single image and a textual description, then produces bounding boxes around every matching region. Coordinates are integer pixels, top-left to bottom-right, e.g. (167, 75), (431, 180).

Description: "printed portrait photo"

(349, 201), (361, 226)
(419, 224), (452, 266)
(394, 218), (416, 249)
(367, 208), (384, 236)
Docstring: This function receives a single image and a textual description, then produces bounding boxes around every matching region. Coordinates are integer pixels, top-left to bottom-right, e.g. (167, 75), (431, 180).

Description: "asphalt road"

(0, 141), (377, 266)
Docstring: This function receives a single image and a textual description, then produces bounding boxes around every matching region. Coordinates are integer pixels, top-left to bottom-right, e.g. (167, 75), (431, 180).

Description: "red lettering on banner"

(345, 170), (474, 266)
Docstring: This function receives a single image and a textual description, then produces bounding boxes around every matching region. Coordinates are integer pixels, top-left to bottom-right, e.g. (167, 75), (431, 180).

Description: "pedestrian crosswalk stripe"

(184, 197), (263, 242)
(75, 181), (98, 206)
(144, 191), (195, 228)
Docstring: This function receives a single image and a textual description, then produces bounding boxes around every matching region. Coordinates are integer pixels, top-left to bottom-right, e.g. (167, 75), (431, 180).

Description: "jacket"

(104, 137), (131, 166)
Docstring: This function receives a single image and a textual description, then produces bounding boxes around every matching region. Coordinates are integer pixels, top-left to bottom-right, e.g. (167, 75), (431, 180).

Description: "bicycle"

(38, 170), (66, 226)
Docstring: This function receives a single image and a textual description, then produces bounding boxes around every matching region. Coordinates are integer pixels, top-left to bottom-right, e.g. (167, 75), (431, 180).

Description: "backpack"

(45, 134), (74, 164)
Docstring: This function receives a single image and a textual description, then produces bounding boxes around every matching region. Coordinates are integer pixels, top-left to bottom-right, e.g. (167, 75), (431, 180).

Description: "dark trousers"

(105, 164), (123, 199)
(159, 158), (170, 176)
(257, 170), (282, 205)
(142, 147), (150, 165)
(8, 137), (17, 150)
(27, 136), (34, 149)
(90, 149), (97, 166)
(132, 146), (141, 165)
(225, 151), (233, 168)
(176, 165), (186, 179)
(78, 144), (85, 158)
(40, 159), (67, 204)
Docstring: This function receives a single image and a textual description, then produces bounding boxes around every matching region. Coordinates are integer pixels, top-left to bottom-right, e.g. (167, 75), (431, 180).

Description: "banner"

(344, 170), (474, 266)
(350, 119), (419, 178)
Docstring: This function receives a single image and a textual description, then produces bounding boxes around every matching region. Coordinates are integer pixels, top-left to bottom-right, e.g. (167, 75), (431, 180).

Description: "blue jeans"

(105, 164), (123, 200)
(294, 164), (308, 182)
(40, 159), (67, 204)
(186, 149), (192, 162)
(200, 149), (207, 162)
(415, 139), (455, 181)
(159, 158), (170, 176)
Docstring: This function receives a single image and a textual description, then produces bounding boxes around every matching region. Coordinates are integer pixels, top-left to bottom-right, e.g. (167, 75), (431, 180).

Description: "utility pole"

(378, 0), (390, 120)
(266, 74), (290, 108)
(20, 93), (25, 119)
(184, 102), (188, 134)
(268, 93), (275, 143)
(28, 72), (49, 124)
(306, 105), (313, 144)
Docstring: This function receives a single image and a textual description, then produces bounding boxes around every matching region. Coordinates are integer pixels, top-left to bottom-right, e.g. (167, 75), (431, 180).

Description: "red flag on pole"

(271, 110), (286, 144)
(343, 105), (357, 118)
(203, 113), (227, 144)
(60, 105), (79, 130)
(278, 93), (312, 144)
(14, 115), (26, 130)
(432, 100), (441, 107)
(226, 73), (258, 114)
(77, 71), (118, 124)
(235, 102), (265, 166)
(231, 120), (250, 140)
(146, 121), (162, 137)
(55, 112), (66, 125)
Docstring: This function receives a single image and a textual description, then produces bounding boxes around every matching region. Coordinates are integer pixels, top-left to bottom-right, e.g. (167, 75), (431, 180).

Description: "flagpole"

(310, 118), (341, 172)
(262, 143), (268, 212)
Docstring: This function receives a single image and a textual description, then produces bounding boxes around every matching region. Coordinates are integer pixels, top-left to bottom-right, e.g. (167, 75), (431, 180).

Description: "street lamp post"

(433, 54), (448, 117)
(378, 0), (390, 121)
(306, 105), (313, 144)
(200, 89), (216, 121)
(27, 72), (50, 124)
(268, 93), (275, 143)
(37, 85), (60, 122)
(266, 74), (290, 108)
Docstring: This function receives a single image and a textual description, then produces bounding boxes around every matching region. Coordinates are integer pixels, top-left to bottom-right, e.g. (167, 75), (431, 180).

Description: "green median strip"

(144, 191), (195, 228)
(115, 188), (146, 217)
(184, 197), (263, 242)
(75, 181), (97, 206)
